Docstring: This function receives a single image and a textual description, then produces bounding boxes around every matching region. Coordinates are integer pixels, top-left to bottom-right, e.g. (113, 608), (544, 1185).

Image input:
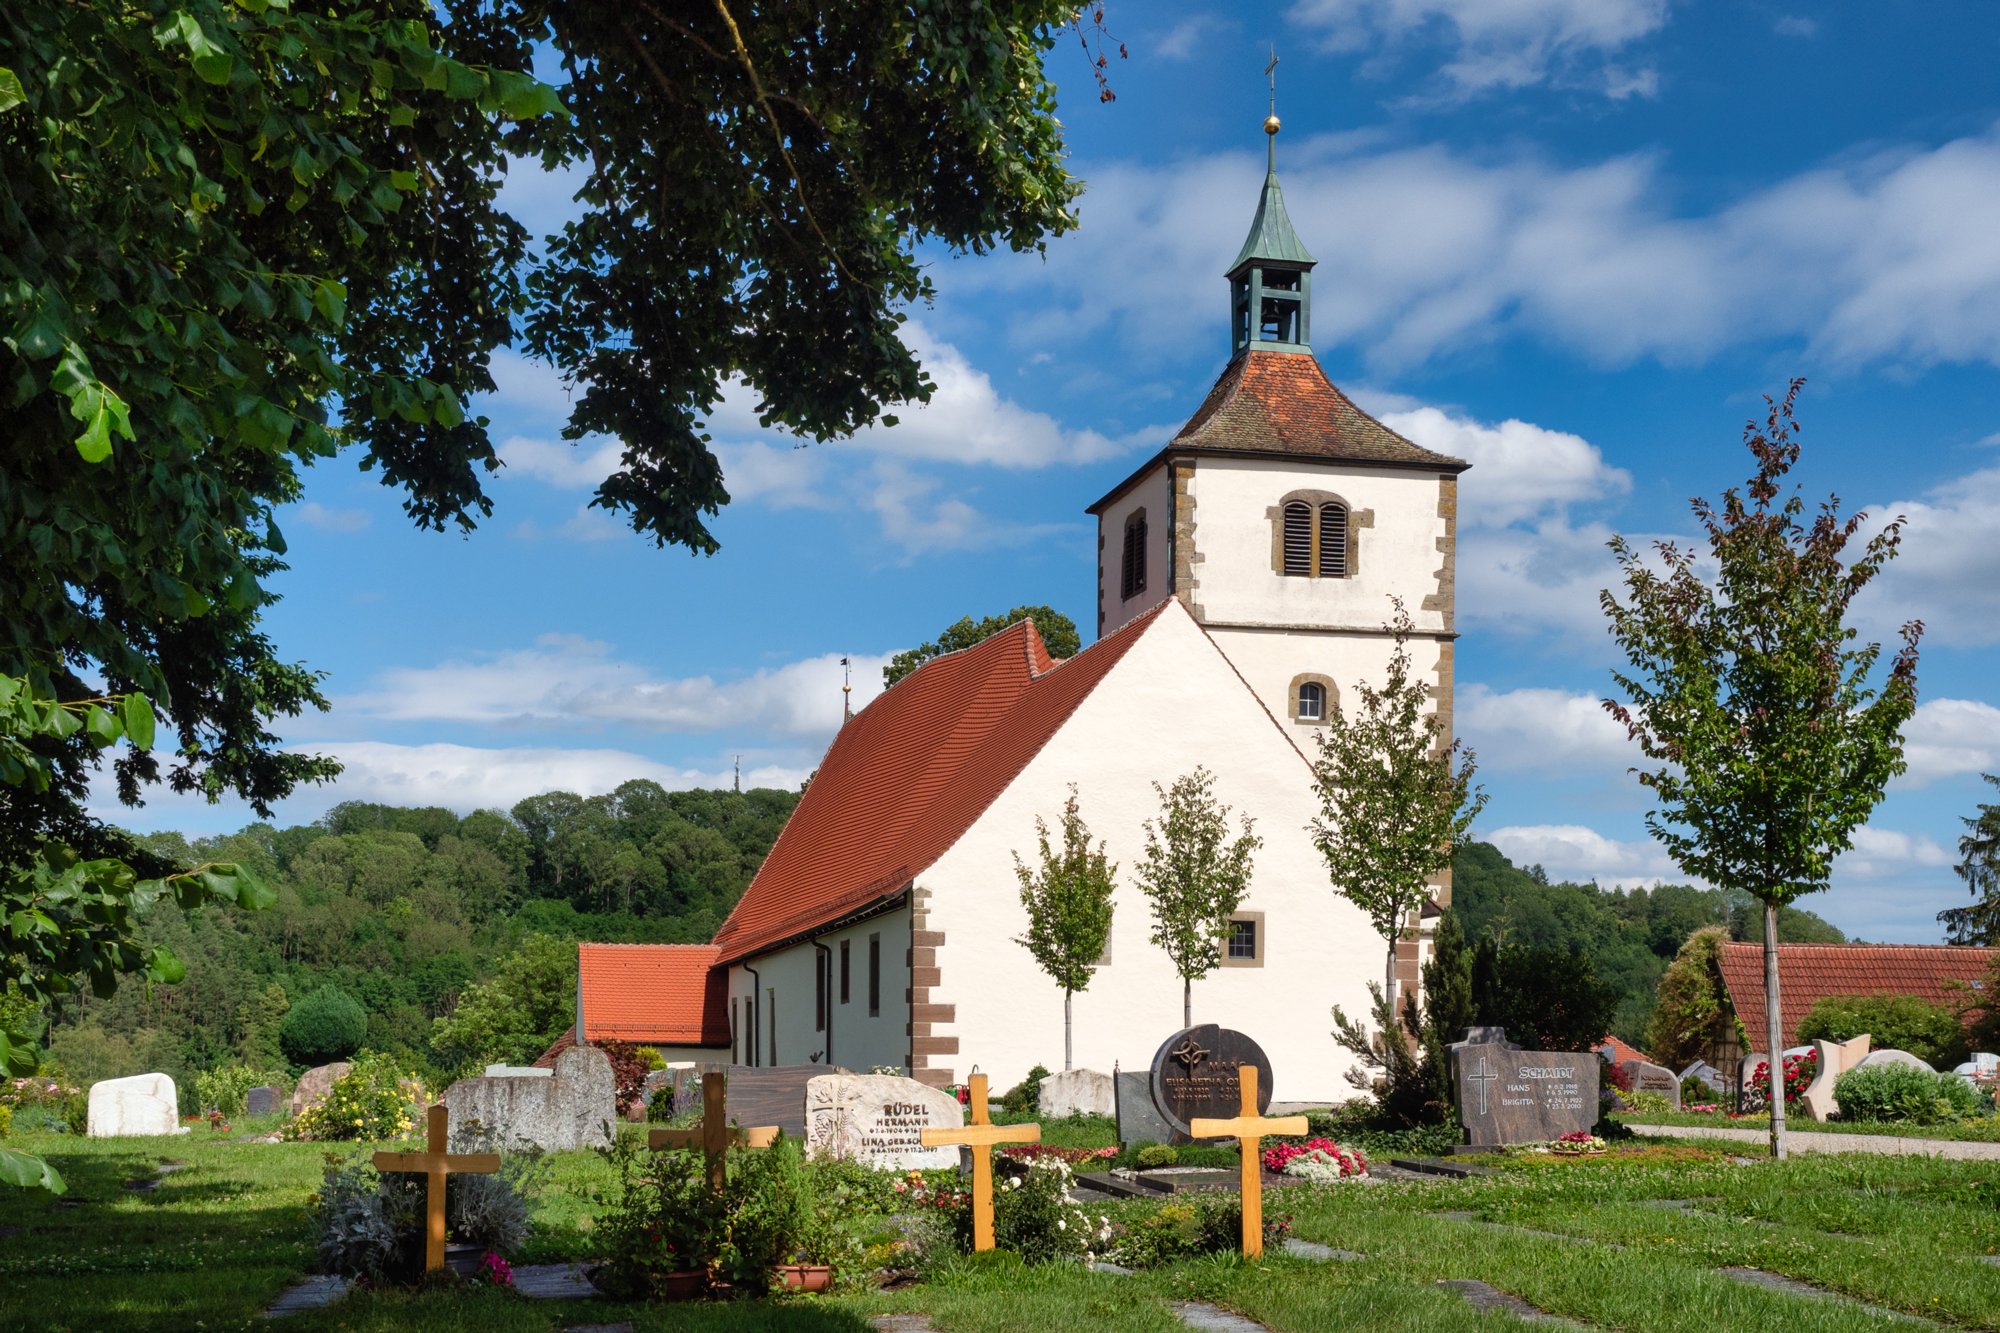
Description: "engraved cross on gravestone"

(1467, 1055), (1498, 1117)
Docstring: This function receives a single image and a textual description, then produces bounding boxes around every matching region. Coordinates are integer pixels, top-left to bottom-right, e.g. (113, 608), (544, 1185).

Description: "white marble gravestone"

(804, 1073), (963, 1171)
(87, 1073), (186, 1137)
(1038, 1068), (1115, 1118)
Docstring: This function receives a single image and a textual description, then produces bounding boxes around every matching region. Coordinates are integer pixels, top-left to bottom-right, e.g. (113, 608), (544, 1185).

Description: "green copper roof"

(1229, 141), (1314, 273)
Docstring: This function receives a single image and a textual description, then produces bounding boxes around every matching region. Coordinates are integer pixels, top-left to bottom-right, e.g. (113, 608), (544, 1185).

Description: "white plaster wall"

(726, 909), (910, 1072)
(1186, 457), (1448, 635)
(1096, 462), (1172, 636)
(918, 601), (1382, 1102)
(1204, 625), (1451, 751)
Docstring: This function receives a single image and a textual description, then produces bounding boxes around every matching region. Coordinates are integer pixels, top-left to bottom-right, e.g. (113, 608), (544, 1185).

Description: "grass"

(1618, 1109), (2000, 1141)
(5, 1126), (2000, 1330)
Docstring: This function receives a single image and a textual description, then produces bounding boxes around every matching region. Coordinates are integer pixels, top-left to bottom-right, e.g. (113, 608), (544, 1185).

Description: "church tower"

(1087, 111), (1468, 993)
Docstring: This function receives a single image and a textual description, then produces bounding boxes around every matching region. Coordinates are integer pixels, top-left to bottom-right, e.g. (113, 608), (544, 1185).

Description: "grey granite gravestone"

(1450, 1037), (1599, 1147)
(1149, 1025), (1273, 1141)
(1622, 1059), (1682, 1108)
(244, 1085), (282, 1118)
(1114, 1069), (1176, 1147)
(444, 1044), (615, 1151)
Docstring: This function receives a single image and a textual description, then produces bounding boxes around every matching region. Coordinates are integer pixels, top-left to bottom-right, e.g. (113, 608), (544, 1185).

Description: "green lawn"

(4, 1129), (1999, 1331)
(1617, 1109), (2000, 1141)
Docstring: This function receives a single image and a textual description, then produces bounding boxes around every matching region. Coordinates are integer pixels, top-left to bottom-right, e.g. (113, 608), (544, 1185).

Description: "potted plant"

(717, 1140), (845, 1294)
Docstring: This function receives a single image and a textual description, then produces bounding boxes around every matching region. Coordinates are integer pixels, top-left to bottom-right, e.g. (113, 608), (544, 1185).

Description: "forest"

(20, 787), (1848, 1103)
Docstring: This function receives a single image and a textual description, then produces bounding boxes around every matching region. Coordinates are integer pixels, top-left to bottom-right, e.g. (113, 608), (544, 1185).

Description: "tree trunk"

(1385, 937), (1400, 1036)
(1064, 988), (1073, 1071)
(1184, 976), (1191, 1029)
(1765, 901), (1786, 1160)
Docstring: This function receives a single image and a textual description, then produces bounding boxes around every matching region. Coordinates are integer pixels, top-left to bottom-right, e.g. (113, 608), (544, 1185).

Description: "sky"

(102, 1), (2000, 944)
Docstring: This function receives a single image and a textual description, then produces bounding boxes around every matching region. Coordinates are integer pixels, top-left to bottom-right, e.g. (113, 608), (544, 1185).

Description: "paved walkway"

(1629, 1123), (2000, 1159)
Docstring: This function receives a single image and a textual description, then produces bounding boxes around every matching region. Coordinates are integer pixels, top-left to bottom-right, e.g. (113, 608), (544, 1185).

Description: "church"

(562, 118), (1469, 1102)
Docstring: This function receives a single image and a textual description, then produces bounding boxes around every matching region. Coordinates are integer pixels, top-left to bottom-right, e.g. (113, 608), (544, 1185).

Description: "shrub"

(308, 1153), (539, 1281)
(281, 987), (369, 1067)
(1192, 1193), (1289, 1254)
(1680, 1075), (1714, 1105)
(1746, 1051), (1817, 1109)
(983, 1156), (1108, 1264)
(0, 1103), (11, 1137)
(287, 1053), (423, 1142)
(1134, 1144), (1178, 1169)
(3, 1074), (84, 1135)
(595, 1041), (650, 1116)
(1834, 1064), (1993, 1125)
(1000, 1063), (1051, 1114)
(1798, 994), (1969, 1069)
(194, 1065), (288, 1118)
(1645, 926), (1735, 1071)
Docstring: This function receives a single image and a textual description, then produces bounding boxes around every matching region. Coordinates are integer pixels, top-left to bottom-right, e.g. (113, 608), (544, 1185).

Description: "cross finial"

(1263, 48), (1282, 168)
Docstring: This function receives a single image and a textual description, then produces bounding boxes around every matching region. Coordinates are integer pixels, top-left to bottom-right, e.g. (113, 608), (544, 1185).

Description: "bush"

(1680, 1075), (1713, 1105)
(287, 1053), (423, 1142)
(1746, 1051), (1817, 1109)
(1797, 994), (1970, 1069)
(982, 1156), (1108, 1264)
(194, 1065), (288, 1118)
(1834, 1064), (1994, 1125)
(281, 986), (369, 1067)
(0, 1103), (11, 1137)
(1134, 1144), (1178, 1168)
(595, 1041), (650, 1116)
(1000, 1064), (1051, 1115)
(308, 1153), (540, 1281)
(2, 1074), (84, 1135)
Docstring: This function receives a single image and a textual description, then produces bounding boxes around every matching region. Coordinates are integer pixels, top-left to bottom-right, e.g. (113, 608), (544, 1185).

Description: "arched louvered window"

(1317, 503), (1348, 577)
(1281, 501), (1312, 576)
(1121, 509), (1148, 600)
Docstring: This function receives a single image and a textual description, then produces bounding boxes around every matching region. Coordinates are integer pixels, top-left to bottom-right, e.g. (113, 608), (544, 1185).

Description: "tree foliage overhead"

(1939, 774), (2000, 945)
(884, 606), (1081, 688)
(1, 0), (1084, 888)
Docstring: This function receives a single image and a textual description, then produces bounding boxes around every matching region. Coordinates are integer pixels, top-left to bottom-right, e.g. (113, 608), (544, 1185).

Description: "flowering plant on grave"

(1546, 1131), (1607, 1155)
(1746, 1051), (1818, 1109)
(998, 1143), (1117, 1166)
(476, 1250), (513, 1287)
(287, 1053), (423, 1142)
(1262, 1137), (1367, 1178)
(975, 1156), (1109, 1264)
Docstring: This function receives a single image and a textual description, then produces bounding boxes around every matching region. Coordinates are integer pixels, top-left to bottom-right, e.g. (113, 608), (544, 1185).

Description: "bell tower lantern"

(1227, 114), (1316, 357)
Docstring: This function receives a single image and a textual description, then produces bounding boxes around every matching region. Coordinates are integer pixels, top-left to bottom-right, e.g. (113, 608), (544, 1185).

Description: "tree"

(1012, 787), (1117, 1071)
(1939, 775), (2000, 945)
(429, 934), (578, 1075)
(3, 1), (1084, 901)
(1310, 602), (1485, 1026)
(884, 606), (1081, 687)
(1134, 767), (1261, 1028)
(280, 986), (368, 1067)
(1602, 381), (1922, 1159)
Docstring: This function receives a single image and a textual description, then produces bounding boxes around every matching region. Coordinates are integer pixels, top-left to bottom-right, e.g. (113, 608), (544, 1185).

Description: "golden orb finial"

(1264, 114), (1281, 136)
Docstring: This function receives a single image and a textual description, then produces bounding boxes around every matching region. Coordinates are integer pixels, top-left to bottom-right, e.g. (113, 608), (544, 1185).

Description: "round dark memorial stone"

(1148, 1024), (1273, 1140)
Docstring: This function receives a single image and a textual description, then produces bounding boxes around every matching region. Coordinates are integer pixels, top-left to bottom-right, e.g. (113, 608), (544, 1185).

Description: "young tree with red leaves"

(1601, 380), (1922, 1160)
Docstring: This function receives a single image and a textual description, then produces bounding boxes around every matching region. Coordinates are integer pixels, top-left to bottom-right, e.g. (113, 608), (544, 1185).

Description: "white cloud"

(1773, 15), (1817, 37)
(293, 502), (370, 534)
(1835, 826), (1955, 878)
(1482, 822), (1676, 883)
(961, 125), (2000, 374)
(1156, 14), (1229, 60)
(1899, 697), (2000, 787)
(1379, 406), (1630, 527)
(865, 462), (1073, 555)
(497, 434), (623, 489)
(345, 636), (892, 741)
(1859, 467), (2000, 647)
(714, 441), (833, 509)
(1458, 684), (1635, 773)
(1289, 0), (1668, 99)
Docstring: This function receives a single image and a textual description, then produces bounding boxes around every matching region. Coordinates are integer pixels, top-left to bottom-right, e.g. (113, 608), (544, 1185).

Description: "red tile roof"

(578, 943), (730, 1046)
(1172, 349), (1463, 468)
(1598, 1035), (1653, 1066)
(710, 603), (1170, 964)
(1716, 943), (1997, 1049)
(532, 1030), (576, 1069)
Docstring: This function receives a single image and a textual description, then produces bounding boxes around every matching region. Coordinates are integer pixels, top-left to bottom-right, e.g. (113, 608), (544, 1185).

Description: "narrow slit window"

(815, 950), (827, 1032)
(868, 933), (881, 1017)
(840, 939), (850, 1005)
(1281, 501), (1312, 575)
(767, 988), (777, 1065)
(1121, 510), (1148, 600)
(1318, 503), (1347, 577)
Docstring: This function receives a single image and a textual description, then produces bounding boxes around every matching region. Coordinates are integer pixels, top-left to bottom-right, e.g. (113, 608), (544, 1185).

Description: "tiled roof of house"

(532, 1029), (575, 1069)
(1716, 943), (1997, 1049)
(1172, 349), (1465, 470)
(710, 602), (1172, 964)
(577, 943), (730, 1045)
(1598, 1035), (1653, 1066)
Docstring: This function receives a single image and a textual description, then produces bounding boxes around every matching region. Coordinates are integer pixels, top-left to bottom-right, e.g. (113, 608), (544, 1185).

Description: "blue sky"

(106, 1), (2000, 943)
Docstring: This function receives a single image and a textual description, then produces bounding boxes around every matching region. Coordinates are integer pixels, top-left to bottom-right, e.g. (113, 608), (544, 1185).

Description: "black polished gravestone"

(245, 1085), (282, 1118)
(1149, 1025), (1274, 1142)
(1450, 1031), (1599, 1148)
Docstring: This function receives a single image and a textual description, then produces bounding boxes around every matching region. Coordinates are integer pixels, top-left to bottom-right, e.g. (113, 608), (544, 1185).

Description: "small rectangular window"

(868, 933), (881, 1017)
(1223, 912), (1265, 968)
(840, 939), (851, 1004)
(815, 950), (827, 1032)
(1094, 925), (1112, 968)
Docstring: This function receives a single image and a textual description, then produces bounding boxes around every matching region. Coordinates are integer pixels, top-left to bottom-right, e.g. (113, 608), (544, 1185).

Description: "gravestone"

(1150, 1025), (1273, 1142)
(444, 1044), (616, 1152)
(1799, 1034), (1870, 1122)
(1449, 1034), (1598, 1147)
(244, 1085), (283, 1118)
(1038, 1068), (1114, 1118)
(87, 1073), (186, 1137)
(1854, 1049), (1932, 1073)
(1621, 1059), (1683, 1109)
(1114, 1068), (1176, 1147)
(804, 1072), (963, 1170)
(1678, 1060), (1727, 1096)
(483, 1064), (552, 1078)
(290, 1062), (352, 1116)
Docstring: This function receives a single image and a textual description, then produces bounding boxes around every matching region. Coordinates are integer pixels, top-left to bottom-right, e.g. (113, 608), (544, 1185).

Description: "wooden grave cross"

(1188, 1065), (1307, 1259)
(647, 1070), (780, 1192)
(919, 1072), (1040, 1251)
(372, 1103), (502, 1272)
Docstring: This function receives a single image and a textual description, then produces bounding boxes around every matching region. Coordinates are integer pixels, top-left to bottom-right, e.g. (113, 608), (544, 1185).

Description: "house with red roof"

(1713, 942), (1996, 1064)
(564, 118), (1470, 1100)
